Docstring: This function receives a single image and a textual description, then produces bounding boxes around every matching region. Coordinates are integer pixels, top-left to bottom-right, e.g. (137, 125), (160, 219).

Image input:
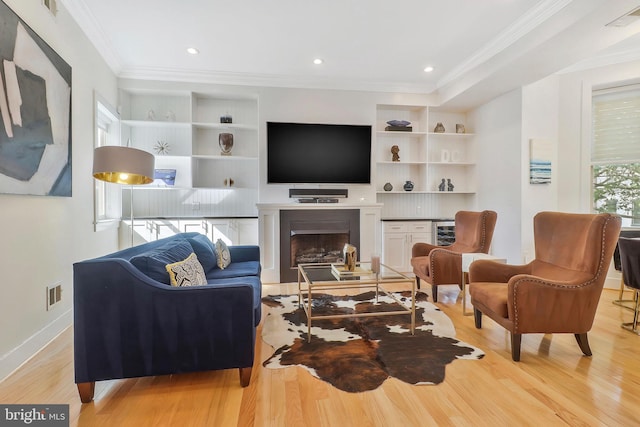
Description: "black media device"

(267, 122), (372, 184)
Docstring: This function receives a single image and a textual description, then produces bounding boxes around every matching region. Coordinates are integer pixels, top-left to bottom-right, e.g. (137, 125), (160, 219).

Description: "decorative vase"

(219, 133), (234, 155)
(403, 180), (414, 191)
(434, 122), (445, 133)
(383, 182), (393, 191)
(440, 149), (450, 162)
(451, 150), (462, 162)
(456, 124), (465, 134)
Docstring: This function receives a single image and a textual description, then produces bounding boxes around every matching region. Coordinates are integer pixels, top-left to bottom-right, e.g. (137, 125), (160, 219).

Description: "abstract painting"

(0, 1), (72, 196)
(529, 139), (551, 184)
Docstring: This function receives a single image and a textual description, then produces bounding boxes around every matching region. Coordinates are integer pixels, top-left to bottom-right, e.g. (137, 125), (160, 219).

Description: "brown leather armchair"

(468, 211), (621, 361)
(411, 210), (497, 302)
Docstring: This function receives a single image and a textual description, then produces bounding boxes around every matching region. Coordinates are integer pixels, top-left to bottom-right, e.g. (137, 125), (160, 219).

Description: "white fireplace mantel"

(257, 203), (383, 283)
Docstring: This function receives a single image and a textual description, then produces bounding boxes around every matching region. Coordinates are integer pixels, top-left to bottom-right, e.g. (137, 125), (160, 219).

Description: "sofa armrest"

(229, 245), (260, 263)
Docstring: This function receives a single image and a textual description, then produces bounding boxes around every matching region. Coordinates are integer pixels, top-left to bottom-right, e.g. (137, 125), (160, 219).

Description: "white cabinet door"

(203, 218), (258, 245)
(382, 221), (431, 273)
(235, 218), (258, 245)
(383, 232), (409, 272)
(204, 219), (233, 245)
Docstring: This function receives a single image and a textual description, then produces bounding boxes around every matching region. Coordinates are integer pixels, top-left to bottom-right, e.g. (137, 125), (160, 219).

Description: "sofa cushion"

(130, 240), (194, 285)
(187, 234), (218, 274)
(215, 239), (231, 269)
(206, 261), (261, 280)
(166, 252), (207, 287)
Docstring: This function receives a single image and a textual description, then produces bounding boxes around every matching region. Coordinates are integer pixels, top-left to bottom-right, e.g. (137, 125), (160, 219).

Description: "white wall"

(520, 76), (560, 261)
(0, 0), (118, 381)
(467, 89), (523, 263)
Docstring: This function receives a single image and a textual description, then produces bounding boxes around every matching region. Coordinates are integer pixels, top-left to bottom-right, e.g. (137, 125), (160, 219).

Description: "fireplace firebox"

(280, 209), (359, 283)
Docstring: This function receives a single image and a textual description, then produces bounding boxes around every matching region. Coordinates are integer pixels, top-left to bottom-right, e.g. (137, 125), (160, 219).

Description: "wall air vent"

(42, 0), (57, 16)
(606, 6), (640, 27)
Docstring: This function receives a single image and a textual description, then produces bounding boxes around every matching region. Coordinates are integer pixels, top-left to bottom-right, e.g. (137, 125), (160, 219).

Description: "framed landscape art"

(0, 1), (72, 196)
(529, 139), (552, 185)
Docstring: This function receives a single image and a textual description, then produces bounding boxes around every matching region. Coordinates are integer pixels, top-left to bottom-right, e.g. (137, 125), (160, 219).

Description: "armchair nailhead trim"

(512, 214), (621, 332)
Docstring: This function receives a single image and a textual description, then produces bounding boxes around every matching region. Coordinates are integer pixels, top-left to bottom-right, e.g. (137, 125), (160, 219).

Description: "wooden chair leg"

(77, 382), (95, 403)
(574, 333), (592, 356)
(511, 333), (522, 361)
(473, 308), (482, 328)
(239, 367), (252, 387)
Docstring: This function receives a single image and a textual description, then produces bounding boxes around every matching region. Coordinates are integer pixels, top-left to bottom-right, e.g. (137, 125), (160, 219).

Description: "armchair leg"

(415, 277), (421, 290)
(77, 382), (95, 403)
(432, 285), (438, 303)
(511, 333), (522, 361)
(239, 367), (252, 387)
(473, 308), (482, 328)
(574, 333), (592, 356)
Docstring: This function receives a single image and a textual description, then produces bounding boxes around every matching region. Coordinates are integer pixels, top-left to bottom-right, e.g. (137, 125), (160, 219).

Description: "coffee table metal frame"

(297, 262), (416, 342)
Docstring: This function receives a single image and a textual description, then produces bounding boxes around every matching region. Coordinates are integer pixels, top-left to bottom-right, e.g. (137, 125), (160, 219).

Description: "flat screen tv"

(267, 122), (372, 184)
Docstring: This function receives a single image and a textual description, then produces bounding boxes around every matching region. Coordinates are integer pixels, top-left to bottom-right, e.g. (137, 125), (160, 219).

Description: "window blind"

(592, 86), (640, 164)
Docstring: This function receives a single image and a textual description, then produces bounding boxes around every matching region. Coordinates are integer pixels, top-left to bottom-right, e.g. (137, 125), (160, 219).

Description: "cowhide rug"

(261, 291), (484, 393)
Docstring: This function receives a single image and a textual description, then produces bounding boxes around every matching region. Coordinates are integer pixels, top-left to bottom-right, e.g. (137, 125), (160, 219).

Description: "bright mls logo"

(0, 405), (68, 426)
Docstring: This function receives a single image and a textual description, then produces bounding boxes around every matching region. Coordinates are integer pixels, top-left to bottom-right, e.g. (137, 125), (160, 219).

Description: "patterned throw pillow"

(215, 239), (231, 269)
(165, 252), (207, 287)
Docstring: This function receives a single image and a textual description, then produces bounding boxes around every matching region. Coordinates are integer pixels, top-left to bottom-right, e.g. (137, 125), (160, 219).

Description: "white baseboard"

(0, 308), (72, 383)
(604, 271), (622, 290)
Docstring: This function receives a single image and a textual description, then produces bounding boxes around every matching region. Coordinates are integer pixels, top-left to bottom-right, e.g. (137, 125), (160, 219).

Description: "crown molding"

(436, 0), (574, 89)
(557, 45), (640, 74)
(59, 0), (123, 73)
(117, 67), (436, 95)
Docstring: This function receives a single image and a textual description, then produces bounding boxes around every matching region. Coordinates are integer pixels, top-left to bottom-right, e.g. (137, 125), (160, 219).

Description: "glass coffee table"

(297, 262), (416, 342)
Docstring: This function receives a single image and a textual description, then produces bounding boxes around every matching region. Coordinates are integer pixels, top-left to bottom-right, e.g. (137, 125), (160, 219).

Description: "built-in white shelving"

(119, 90), (259, 191)
(375, 104), (477, 219)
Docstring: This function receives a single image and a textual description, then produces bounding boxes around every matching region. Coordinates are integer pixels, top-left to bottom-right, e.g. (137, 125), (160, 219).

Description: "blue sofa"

(73, 232), (261, 403)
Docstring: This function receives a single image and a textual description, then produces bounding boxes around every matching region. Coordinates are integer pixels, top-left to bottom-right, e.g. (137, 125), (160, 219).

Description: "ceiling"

(61, 0), (640, 110)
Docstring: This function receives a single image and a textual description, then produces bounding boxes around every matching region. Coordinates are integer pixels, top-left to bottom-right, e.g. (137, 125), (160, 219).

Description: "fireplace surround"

(280, 209), (360, 282)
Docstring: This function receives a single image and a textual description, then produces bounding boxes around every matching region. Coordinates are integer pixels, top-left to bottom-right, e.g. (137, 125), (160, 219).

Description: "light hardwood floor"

(1, 285), (639, 426)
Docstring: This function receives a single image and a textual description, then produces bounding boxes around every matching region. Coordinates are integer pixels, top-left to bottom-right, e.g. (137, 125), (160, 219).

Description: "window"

(591, 85), (640, 226)
(94, 95), (122, 231)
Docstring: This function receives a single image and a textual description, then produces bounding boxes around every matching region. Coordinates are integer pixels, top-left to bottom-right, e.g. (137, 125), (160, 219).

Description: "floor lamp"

(93, 145), (155, 246)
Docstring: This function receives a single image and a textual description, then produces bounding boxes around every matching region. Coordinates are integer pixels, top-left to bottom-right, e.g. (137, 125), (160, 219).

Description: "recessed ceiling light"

(187, 47), (199, 55)
(313, 58), (323, 65)
(424, 66), (434, 73)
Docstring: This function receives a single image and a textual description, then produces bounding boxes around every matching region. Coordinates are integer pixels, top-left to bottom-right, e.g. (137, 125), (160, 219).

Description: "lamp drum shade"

(93, 146), (155, 185)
